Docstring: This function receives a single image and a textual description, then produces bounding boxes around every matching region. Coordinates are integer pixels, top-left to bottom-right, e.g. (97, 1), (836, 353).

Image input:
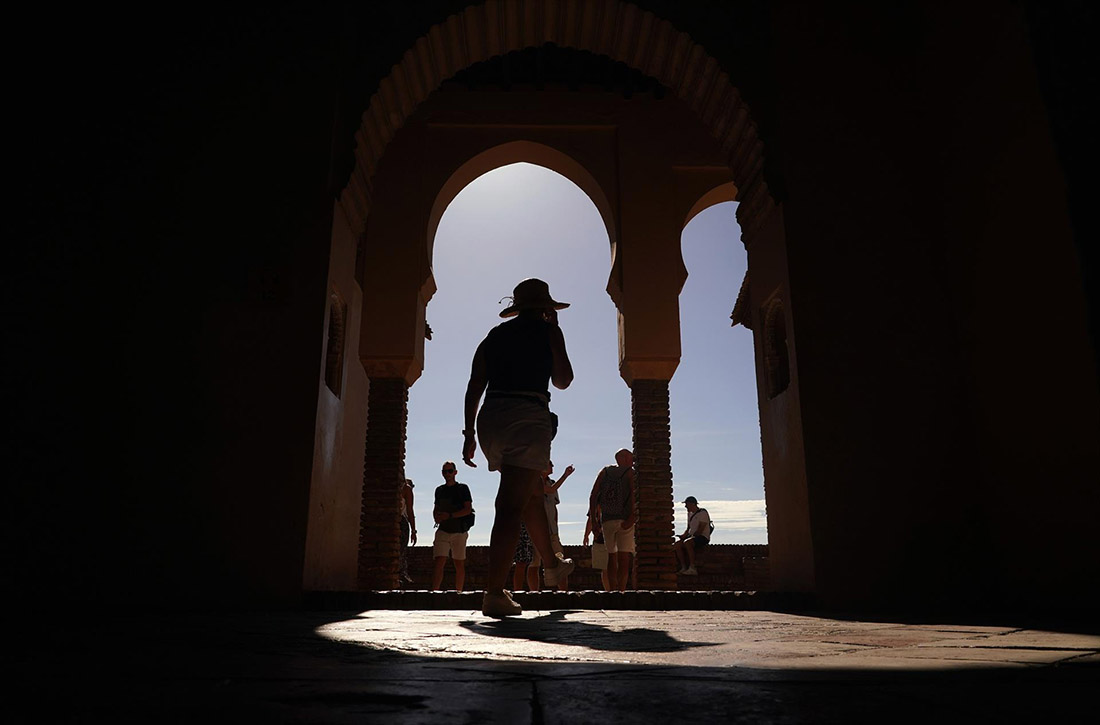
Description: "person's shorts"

(433, 529), (469, 560)
(477, 396), (553, 472)
(690, 535), (710, 550)
(602, 519), (636, 554)
(591, 542), (609, 569)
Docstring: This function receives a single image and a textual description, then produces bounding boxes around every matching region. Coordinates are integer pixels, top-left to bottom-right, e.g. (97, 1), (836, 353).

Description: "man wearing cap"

(464, 278), (576, 617)
(673, 496), (711, 576)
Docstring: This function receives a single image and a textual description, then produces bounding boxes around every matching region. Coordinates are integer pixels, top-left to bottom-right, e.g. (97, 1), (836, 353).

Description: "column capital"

(620, 358), (680, 386)
(361, 356), (422, 386)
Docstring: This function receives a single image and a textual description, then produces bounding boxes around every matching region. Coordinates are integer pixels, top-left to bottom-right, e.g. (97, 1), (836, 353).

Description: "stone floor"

(12, 598), (1099, 723)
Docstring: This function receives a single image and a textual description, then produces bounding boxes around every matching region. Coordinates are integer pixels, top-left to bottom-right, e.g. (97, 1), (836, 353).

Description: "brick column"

(357, 377), (408, 590)
(630, 379), (677, 590)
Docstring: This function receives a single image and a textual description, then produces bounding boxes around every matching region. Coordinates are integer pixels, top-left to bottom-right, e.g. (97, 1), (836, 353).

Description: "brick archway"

(306, 2), (815, 595)
(338, 0), (776, 245)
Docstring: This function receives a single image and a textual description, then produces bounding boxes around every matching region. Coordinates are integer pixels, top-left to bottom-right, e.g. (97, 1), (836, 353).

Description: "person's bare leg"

(486, 465), (540, 594)
(527, 561), (540, 591)
(513, 563), (526, 591)
(605, 553), (618, 592)
(615, 552), (631, 591)
(432, 556), (446, 590)
(454, 559), (466, 591)
(672, 540), (684, 570)
(601, 569), (610, 590)
(685, 540), (696, 569)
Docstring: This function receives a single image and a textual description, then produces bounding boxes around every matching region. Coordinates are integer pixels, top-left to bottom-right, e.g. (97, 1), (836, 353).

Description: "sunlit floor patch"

(315, 609), (1100, 671)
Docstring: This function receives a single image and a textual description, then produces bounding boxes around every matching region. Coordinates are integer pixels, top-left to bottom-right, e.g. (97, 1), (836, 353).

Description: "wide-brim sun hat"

(499, 278), (570, 318)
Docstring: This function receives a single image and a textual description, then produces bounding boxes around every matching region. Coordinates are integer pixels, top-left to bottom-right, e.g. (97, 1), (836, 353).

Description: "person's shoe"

(682, 566), (698, 575)
(677, 568), (689, 575)
(482, 591), (522, 617)
(543, 558), (575, 587)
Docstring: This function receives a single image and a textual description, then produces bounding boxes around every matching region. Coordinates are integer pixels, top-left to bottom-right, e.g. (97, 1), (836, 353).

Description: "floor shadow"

(458, 610), (717, 653)
(14, 610), (1100, 723)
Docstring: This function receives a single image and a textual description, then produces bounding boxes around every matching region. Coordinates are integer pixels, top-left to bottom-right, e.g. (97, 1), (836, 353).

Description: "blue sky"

(405, 163), (765, 546)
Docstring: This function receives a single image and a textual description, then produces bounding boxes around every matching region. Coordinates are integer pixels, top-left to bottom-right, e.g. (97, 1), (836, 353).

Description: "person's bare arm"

(588, 472), (603, 531)
(545, 310), (574, 390)
(463, 341), (489, 467)
(436, 493), (472, 524)
(549, 465), (574, 491)
(404, 487), (417, 545)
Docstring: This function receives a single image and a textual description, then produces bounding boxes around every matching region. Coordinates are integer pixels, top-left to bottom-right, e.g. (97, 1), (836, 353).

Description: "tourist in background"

(431, 462), (473, 591)
(399, 478), (416, 584)
(589, 448), (636, 592)
(673, 495), (712, 576)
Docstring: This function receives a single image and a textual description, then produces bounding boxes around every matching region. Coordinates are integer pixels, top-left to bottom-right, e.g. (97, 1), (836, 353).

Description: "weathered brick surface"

(358, 377), (408, 590)
(631, 379), (677, 589)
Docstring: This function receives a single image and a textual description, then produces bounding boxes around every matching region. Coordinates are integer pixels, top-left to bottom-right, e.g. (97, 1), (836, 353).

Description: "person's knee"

(454, 560), (466, 570)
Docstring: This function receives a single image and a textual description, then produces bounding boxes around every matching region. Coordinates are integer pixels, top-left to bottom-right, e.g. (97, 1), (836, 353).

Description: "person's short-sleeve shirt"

(435, 483), (471, 511)
(688, 508), (711, 539)
(435, 483), (472, 533)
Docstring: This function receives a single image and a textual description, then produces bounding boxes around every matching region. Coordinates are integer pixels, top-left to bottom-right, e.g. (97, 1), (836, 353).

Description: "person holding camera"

(463, 278), (575, 617)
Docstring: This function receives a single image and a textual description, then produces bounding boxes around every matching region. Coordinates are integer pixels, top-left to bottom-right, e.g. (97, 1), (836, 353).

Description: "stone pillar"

(630, 379), (677, 590)
(357, 377), (408, 590)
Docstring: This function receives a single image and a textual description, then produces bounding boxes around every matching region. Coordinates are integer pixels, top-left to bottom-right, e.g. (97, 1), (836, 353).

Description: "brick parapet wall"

(402, 544), (770, 592)
(358, 377), (408, 590)
(631, 379), (677, 589)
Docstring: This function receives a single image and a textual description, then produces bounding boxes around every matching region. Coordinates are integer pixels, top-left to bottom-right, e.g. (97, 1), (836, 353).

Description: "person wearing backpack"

(673, 496), (712, 576)
(588, 448), (637, 591)
(431, 461), (474, 591)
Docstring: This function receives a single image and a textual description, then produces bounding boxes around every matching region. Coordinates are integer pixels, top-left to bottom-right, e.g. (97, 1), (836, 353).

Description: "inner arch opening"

(673, 201), (767, 545)
(407, 162), (631, 549)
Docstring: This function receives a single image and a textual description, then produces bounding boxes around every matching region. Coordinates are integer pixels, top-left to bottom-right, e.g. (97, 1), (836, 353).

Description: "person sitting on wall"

(673, 496), (711, 576)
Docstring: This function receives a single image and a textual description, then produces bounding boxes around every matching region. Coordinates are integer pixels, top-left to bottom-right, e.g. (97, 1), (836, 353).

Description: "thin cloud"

(699, 499), (767, 531)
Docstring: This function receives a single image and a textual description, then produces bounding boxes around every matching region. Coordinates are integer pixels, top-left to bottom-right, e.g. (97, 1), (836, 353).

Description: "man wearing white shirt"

(673, 496), (711, 575)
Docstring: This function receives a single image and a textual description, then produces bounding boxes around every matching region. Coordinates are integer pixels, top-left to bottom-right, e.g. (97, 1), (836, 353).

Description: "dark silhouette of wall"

(10, 2), (1097, 619)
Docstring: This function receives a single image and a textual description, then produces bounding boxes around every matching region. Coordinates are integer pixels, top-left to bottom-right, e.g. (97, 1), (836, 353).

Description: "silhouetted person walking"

(463, 278), (575, 617)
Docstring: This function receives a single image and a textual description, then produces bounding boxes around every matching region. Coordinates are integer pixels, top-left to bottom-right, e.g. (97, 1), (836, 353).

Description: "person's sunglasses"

(442, 468), (455, 474)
